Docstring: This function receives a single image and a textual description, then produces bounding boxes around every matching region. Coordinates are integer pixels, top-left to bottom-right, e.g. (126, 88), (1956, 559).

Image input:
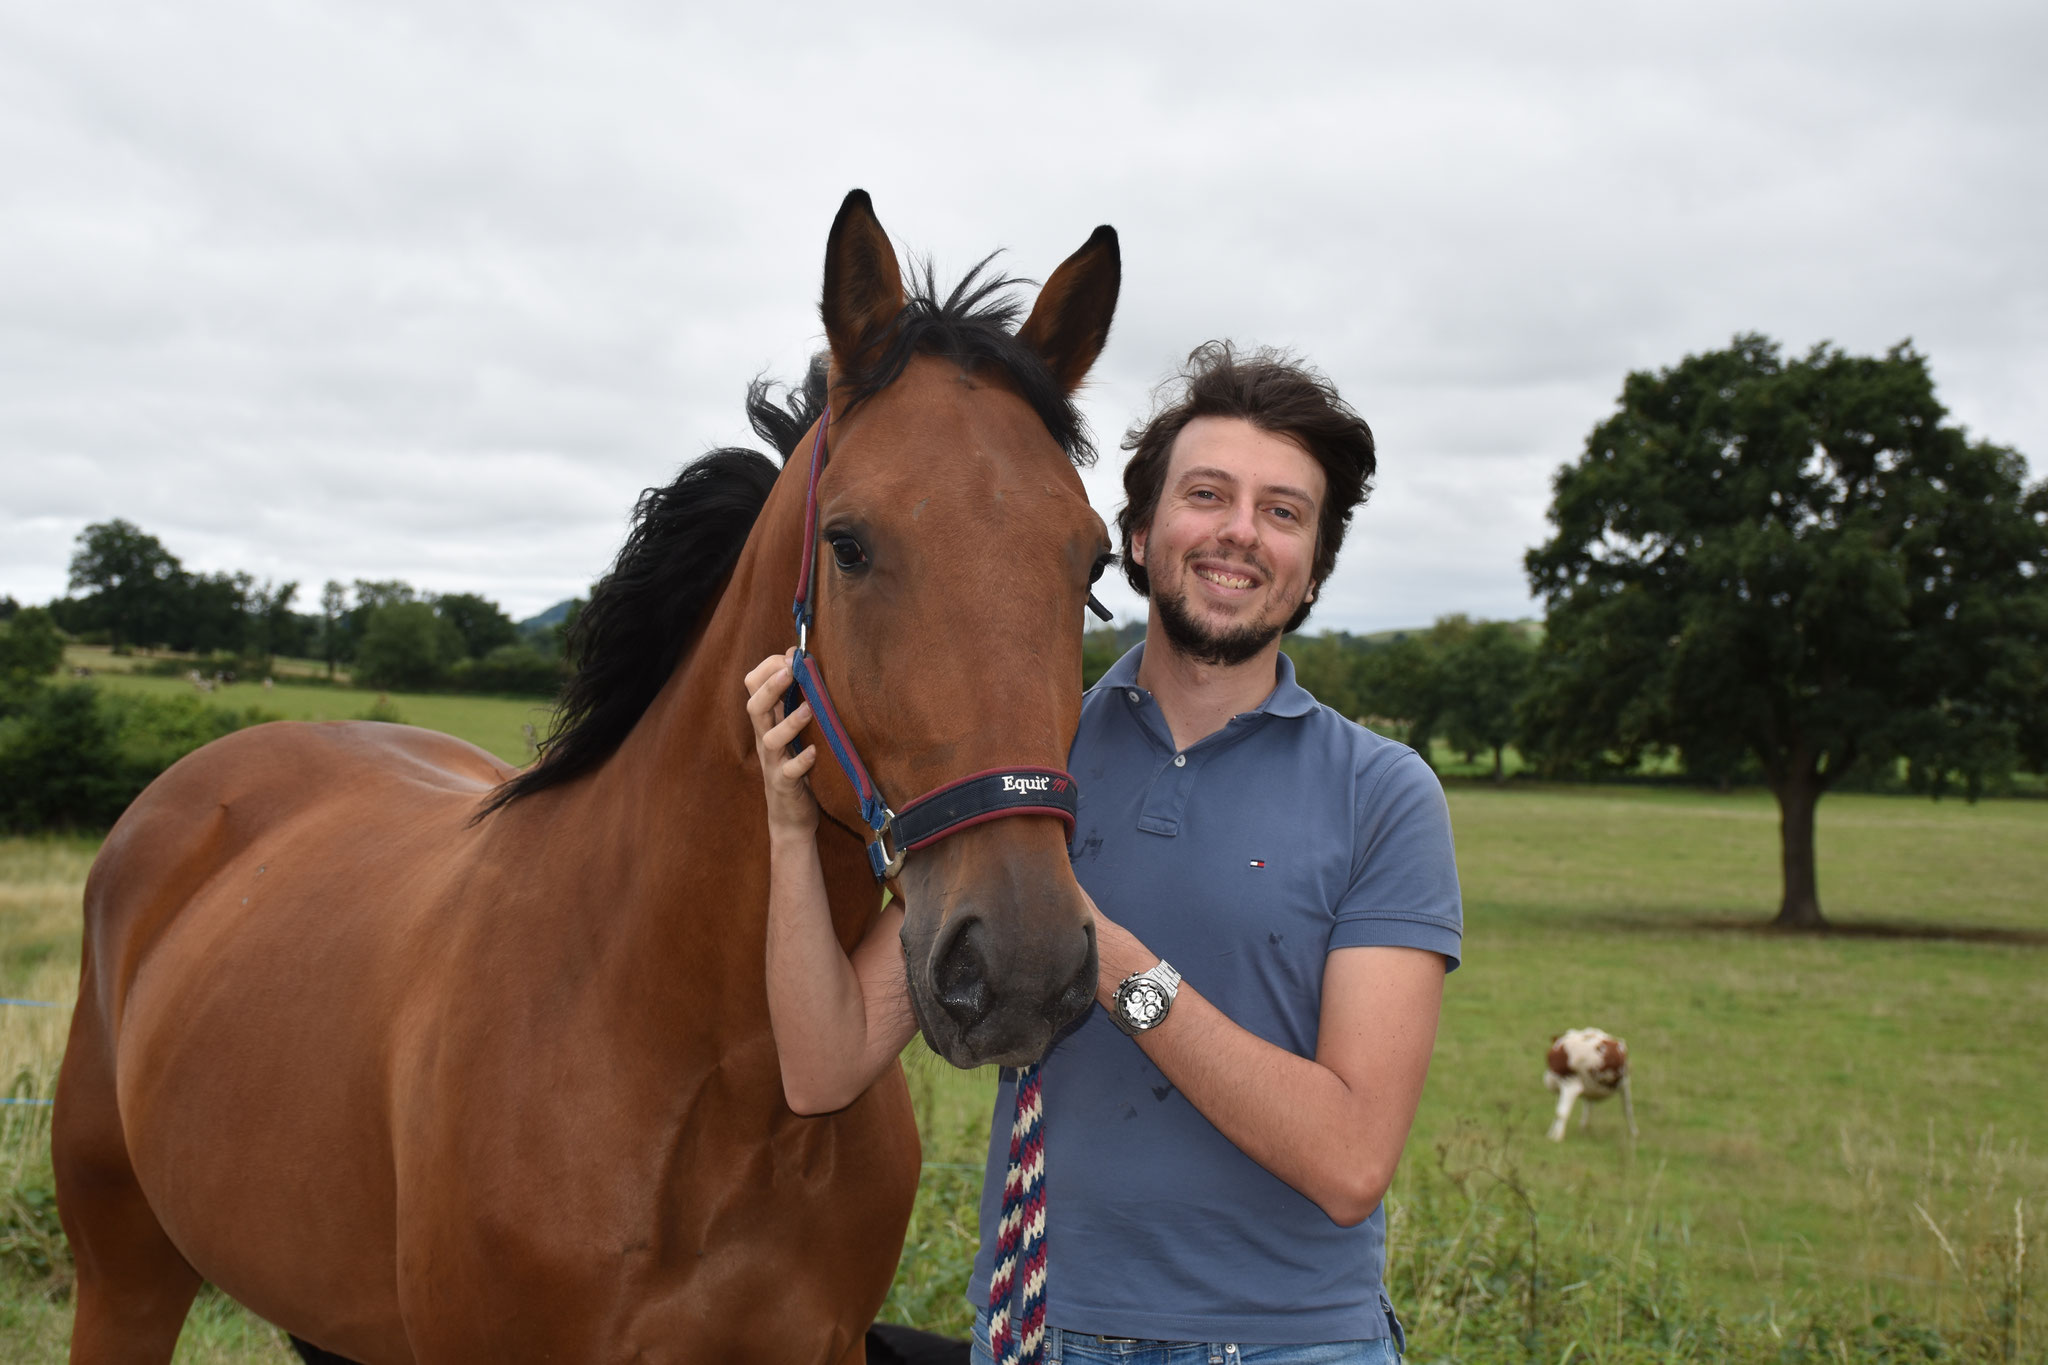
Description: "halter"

(786, 407), (1082, 880)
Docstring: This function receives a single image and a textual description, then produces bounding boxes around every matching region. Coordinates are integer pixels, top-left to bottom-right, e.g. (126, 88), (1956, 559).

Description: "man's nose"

(1217, 498), (1258, 547)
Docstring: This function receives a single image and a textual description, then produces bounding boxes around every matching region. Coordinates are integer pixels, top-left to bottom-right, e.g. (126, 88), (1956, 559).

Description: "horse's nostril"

(1052, 939), (1098, 1026)
(933, 917), (992, 1030)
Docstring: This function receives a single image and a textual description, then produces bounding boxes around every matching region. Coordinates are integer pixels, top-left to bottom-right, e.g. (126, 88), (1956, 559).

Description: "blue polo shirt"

(967, 644), (1462, 1344)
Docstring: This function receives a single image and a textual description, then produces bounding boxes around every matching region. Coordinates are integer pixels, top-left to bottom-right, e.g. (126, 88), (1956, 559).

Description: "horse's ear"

(821, 189), (905, 374)
(1018, 225), (1120, 394)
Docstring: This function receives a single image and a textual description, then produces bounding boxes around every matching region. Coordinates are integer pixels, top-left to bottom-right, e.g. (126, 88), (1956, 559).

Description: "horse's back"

(83, 719), (509, 996)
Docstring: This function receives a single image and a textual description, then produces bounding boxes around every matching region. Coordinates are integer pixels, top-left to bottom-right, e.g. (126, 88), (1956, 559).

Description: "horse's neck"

(579, 452), (881, 965)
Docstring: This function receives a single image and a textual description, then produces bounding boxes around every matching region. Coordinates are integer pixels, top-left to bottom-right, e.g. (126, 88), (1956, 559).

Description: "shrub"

(0, 684), (275, 832)
(134, 652), (273, 682)
(446, 643), (565, 697)
(0, 609), (64, 711)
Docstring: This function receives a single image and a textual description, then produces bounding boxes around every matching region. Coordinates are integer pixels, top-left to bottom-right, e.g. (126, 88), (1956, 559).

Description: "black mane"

(475, 364), (822, 817)
(481, 261), (1088, 816)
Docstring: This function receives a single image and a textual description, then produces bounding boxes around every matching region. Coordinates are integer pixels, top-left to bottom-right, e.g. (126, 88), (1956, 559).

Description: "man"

(746, 343), (1461, 1363)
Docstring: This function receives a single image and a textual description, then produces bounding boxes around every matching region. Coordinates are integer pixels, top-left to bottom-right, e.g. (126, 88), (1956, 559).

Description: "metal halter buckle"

(871, 811), (905, 880)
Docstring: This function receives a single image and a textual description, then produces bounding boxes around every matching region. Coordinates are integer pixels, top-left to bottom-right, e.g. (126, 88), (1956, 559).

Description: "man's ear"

(1306, 581), (1318, 603)
(1131, 530), (1146, 566)
(820, 189), (905, 376)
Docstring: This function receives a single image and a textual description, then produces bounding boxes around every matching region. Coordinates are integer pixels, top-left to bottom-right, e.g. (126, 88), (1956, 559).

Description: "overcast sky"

(4, 1), (2043, 633)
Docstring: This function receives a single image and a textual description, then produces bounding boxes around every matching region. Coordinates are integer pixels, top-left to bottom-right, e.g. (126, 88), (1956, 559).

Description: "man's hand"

(743, 652), (820, 840)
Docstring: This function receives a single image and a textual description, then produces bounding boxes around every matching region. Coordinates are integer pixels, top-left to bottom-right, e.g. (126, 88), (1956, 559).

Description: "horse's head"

(800, 191), (1118, 1068)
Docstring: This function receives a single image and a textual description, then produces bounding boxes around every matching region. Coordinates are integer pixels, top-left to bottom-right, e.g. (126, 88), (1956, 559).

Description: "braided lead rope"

(988, 1062), (1048, 1365)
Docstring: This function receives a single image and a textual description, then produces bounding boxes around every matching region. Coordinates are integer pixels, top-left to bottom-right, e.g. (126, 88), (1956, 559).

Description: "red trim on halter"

(900, 806), (1078, 854)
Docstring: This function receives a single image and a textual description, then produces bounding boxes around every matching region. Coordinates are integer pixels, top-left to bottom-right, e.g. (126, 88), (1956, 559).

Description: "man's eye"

(828, 533), (867, 569)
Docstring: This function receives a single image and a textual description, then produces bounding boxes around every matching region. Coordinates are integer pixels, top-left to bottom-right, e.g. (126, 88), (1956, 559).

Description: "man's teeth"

(1196, 567), (1255, 589)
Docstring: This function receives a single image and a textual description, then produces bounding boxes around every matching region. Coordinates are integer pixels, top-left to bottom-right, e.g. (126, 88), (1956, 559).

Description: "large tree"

(1439, 620), (1536, 783)
(67, 520), (183, 650)
(1525, 335), (2048, 928)
(353, 601), (464, 691)
(433, 592), (518, 660)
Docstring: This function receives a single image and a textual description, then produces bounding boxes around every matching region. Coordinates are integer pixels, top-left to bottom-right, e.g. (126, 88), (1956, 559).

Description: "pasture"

(67, 645), (551, 765)
(2, 762), (2042, 1359)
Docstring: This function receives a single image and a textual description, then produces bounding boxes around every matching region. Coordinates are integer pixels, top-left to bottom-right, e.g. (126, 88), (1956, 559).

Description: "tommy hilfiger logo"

(1002, 774), (1066, 795)
(1248, 860), (1267, 869)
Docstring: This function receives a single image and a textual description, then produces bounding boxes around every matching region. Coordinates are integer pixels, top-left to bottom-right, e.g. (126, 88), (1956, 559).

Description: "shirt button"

(1173, 754), (1186, 767)
(1127, 690), (1142, 704)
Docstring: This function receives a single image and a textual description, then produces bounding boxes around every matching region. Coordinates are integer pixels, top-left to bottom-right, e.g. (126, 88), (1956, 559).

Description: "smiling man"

(746, 342), (1461, 1365)
(975, 342), (1464, 1362)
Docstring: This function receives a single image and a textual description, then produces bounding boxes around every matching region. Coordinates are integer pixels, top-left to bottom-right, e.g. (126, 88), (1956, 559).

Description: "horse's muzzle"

(897, 840), (1097, 1069)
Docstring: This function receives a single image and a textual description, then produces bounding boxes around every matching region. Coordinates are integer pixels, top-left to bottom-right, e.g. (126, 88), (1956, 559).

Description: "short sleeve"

(1327, 750), (1463, 970)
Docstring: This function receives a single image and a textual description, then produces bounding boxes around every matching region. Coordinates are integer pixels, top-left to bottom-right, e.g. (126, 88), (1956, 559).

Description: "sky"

(3, 1), (2044, 633)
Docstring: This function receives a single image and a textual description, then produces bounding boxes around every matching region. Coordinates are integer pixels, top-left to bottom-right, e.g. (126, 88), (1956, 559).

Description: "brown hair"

(1117, 342), (1375, 632)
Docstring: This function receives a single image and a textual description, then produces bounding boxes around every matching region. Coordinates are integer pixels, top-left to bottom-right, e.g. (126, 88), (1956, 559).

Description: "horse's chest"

(398, 1060), (919, 1356)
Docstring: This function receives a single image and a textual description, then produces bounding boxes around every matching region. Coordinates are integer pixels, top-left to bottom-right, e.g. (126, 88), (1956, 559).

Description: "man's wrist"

(767, 824), (820, 855)
(1094, 928), (1156, 1006)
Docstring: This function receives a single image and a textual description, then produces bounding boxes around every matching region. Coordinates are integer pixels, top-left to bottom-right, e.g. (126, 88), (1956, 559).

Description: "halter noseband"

(786, 407), (1081, 880)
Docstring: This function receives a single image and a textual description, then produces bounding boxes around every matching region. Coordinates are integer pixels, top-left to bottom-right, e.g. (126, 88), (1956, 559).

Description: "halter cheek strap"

(787, 408), (1081, 880)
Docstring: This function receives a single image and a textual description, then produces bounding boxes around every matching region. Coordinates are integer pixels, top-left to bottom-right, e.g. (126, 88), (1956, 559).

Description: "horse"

(53, 189), (1119, 1364)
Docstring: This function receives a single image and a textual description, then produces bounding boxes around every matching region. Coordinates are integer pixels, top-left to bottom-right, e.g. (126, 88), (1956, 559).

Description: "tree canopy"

(1524, 335), (2048, 927)
(67, 519), (182, 650)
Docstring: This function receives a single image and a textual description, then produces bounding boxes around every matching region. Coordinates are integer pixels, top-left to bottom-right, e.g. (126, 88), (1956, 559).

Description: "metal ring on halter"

(871, 812), (905, 879)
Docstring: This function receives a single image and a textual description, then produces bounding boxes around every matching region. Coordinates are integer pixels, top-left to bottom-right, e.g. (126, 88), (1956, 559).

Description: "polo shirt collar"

(1093, 642), (1319, 720)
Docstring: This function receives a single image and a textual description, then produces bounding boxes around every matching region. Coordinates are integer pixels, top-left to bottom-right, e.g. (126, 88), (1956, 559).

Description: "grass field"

(65, 645), (552, 765)
(2, 698), (2042, 1359)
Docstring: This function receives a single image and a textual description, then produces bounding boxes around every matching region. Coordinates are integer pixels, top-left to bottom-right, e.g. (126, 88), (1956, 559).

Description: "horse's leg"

(54, 970), (202, 1365)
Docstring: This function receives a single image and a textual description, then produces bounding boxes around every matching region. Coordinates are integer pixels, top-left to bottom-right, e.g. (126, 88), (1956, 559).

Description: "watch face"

(1119, 979), (1167, 1029)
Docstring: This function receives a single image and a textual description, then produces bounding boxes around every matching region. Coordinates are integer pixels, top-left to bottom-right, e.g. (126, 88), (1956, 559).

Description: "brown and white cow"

(1544, 1027), (1636, 1141)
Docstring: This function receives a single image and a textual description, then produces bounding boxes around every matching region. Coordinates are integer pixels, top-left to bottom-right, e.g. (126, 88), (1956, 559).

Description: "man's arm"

(746, 654), (919, 1114)
(1093, 910), (1444, 1227)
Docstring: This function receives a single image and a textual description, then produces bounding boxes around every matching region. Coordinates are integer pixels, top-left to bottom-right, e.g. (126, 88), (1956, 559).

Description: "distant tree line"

(41, 519), (573, 696)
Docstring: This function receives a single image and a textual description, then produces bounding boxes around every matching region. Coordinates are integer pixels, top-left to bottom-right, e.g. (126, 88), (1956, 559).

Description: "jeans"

(969, 1311), (1402, 1365)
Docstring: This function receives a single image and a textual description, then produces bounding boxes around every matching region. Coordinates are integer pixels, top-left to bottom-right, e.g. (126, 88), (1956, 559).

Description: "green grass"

(3, 783), (2044, 1361)
(1419, 787), (2046, 1333)
(69, 651), (552, 766)
(885, 786), (2048, 1358)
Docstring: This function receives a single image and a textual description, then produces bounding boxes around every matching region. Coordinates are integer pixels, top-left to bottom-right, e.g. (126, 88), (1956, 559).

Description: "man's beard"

(1154, 578), (1288, 667)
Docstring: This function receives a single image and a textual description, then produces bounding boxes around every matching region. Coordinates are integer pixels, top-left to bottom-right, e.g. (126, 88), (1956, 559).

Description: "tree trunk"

(1771, 769), (1827, 928)
(1491, 745), (1505, 783)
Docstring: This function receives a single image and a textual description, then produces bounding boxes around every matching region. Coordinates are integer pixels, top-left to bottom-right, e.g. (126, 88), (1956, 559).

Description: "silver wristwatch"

(1110, 959), (1181, 1036)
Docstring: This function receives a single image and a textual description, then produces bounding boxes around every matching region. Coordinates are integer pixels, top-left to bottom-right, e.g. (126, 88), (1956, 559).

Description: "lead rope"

(987, 1062), (1047, 1365)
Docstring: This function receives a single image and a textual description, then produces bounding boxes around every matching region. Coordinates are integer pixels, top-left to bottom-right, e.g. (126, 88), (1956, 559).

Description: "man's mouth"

(1194, 565), (1258, 591)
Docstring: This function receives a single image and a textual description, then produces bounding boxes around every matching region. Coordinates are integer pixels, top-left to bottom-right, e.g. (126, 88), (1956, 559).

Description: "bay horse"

(53, 189), (1117, 1364)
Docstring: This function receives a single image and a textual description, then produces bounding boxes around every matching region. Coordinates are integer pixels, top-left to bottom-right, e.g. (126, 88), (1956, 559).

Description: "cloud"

(3, 1), (2043, 634)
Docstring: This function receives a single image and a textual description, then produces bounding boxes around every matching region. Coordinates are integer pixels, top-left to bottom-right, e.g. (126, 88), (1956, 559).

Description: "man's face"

(1133, 416), (1326, 667)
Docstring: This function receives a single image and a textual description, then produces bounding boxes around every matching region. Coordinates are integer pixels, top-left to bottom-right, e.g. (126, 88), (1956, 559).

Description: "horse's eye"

(1089, 553), (1113, 585)
(828, 533), (868, 570)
